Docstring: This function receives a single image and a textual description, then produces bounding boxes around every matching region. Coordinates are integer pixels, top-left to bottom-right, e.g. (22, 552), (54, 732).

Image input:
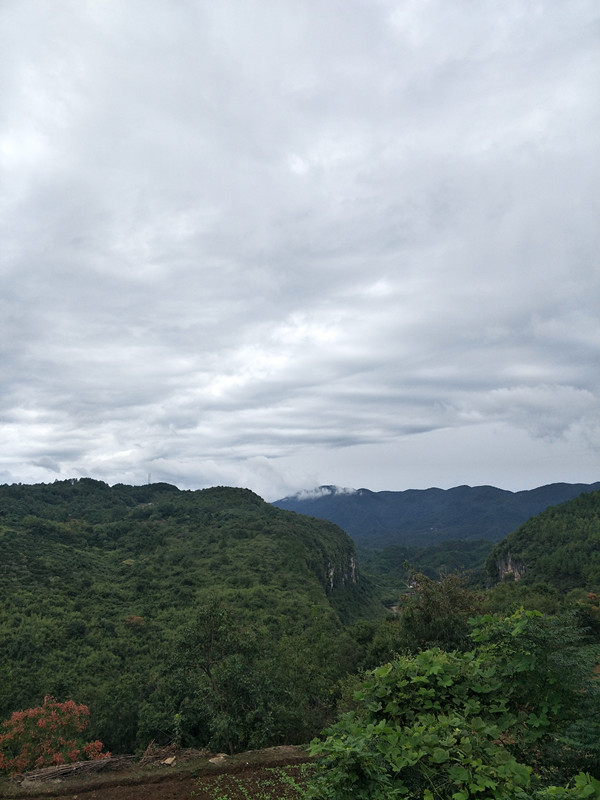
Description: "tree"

(359, 572), (486, 670)
(163, 600), (277, 753)
(398, 572), (485, 653)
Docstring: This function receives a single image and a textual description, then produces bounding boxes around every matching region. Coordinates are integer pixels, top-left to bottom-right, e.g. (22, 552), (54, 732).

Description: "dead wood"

(21, 756), (134, 781)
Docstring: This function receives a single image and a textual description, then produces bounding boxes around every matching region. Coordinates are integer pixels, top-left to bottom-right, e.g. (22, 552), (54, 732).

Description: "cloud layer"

(1, 1), (599, 499)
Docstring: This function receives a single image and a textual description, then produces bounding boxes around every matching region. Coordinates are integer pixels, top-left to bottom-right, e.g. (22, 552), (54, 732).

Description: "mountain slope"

(485, 490), (600, 592)
(0, 479), (382, 752)
(273, 482), (600, 548)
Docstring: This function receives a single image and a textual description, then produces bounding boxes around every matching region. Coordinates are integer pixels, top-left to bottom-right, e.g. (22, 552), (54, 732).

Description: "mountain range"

(273, 482), (600, 548)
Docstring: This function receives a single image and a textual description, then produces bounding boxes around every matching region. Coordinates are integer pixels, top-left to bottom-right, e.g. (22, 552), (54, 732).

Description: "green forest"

(1, 479), (600, 798)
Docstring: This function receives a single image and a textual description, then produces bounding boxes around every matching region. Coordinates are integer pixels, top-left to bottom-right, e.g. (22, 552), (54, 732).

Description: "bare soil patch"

(0, 745), (313, 800)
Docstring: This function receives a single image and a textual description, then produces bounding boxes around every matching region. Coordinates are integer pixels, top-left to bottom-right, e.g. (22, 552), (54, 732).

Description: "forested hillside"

(486, 490), (600, 592)
(0, 479), (382, 754)
(2, 480), (600, 797)
(273, 482), (600, 548)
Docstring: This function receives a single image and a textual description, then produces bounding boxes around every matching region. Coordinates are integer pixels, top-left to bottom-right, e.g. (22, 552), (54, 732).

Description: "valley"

(1, 478), (600, 798)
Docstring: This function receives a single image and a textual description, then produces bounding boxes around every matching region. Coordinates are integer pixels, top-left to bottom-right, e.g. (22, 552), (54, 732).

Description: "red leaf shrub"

(0, 696), (110, 775)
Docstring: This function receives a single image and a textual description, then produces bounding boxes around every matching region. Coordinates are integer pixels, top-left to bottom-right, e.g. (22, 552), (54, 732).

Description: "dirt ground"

(0, 746), (314, 800)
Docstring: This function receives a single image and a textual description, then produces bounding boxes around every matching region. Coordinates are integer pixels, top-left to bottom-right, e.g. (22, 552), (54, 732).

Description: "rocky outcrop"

(495, 551), (526, 582)
(326, 551), (359, 591)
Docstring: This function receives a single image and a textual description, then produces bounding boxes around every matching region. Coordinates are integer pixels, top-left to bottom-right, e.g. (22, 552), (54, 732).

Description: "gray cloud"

(1, 0), (598, 498)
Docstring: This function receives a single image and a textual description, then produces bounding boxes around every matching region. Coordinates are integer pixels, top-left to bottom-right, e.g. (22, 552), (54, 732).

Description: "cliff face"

(327, 551), (358, 591)
(494, 551), (526, 582)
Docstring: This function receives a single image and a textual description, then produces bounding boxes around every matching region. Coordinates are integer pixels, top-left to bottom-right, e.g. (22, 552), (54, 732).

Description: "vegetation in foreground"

(307, 609), (600, 799)
(1, 481), (600, 798)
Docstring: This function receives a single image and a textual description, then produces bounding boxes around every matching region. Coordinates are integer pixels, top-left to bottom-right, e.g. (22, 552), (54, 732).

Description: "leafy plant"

(0, 696), (109, 775)
(307, 609), (600, 799)
(470, 608), (600, 778)
(534, 772), (600, 799)
(307, 648), (531, 799)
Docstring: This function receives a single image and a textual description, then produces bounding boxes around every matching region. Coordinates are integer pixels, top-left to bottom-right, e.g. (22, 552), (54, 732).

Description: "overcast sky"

(1, 1), (599, 501)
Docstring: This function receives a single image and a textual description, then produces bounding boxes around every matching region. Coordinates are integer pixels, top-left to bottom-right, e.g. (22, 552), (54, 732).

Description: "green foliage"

(141, 600), (359, 754)
(0, 479), (383, 753)
(486, 491), (600, 593)
(4, 476), (600, 788)
(397, 572), (486, 652)
(308, 648), (531, 799)
(308, 609), (600, 799)
(534, 773), (600, 799)
(486, 581), (567, 616)
(354, 572), (487, 670)
(163, 599), (274, 754)
(470, 609), (600, 778)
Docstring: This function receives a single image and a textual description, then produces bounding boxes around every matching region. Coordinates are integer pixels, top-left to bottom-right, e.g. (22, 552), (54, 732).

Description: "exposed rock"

(326, 550), (359, 590)
(496, 551), (526, 582)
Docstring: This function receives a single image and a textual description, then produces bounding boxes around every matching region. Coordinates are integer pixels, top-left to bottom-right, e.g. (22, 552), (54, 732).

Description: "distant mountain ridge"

(272, 482), (600, 548)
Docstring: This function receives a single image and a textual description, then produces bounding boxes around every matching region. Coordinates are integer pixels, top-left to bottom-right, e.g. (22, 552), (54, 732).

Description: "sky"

(1, 1), (599, 501)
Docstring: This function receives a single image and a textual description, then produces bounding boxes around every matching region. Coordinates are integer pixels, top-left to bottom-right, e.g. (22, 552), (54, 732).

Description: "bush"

(0, 696), (109, 775)
(307, 648), (532, 799)
(534, 772), (600, 799)
(470, 609), (600, 777)
(307, 609), (600, 799)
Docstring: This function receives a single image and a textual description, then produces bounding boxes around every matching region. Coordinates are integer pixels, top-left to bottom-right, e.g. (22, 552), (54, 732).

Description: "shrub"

(0, 696), (109, 775)
(307, 609), (600, 799)
(307, 648), (532, 799)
